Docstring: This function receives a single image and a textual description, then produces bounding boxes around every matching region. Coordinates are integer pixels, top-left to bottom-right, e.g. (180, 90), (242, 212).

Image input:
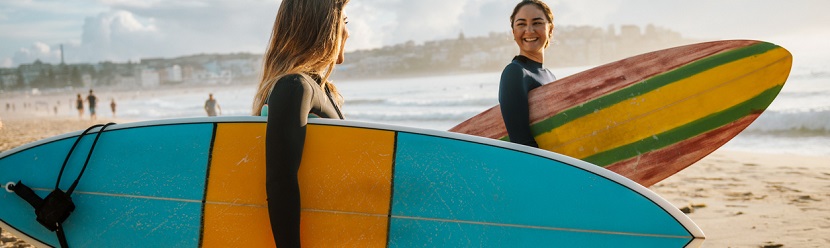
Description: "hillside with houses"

(0, 24), (697, 92)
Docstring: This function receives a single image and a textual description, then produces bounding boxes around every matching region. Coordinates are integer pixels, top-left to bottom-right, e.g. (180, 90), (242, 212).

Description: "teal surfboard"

(0, 117), (704, 247)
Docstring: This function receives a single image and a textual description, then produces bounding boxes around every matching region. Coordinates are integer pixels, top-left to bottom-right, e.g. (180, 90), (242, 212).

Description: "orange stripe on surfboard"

(203, 123), (273, 247)
(203, 123), (395, 247)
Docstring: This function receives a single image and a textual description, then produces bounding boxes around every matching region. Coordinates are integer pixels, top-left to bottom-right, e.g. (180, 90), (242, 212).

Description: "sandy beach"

(1, 114), (828, 247)
(652, 151), (830, 247)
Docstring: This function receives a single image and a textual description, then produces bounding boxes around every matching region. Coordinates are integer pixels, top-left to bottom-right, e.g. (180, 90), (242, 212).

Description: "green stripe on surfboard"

(499, 42), (780, 143)
(582, 84), (784, 166)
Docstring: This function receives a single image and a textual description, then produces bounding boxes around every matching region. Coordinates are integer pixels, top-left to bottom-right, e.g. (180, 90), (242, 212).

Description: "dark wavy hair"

(510, 0), (554, 48)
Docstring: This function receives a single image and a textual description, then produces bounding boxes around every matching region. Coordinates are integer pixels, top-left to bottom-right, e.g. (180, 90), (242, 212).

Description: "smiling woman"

(498, 0), (557, 148)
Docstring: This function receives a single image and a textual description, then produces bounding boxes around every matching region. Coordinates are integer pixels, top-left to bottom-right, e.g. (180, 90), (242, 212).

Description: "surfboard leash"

(7, 122), (116, 248)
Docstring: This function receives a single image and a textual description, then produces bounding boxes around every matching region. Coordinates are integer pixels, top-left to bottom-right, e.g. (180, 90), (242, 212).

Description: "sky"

(1, 0), (829, 68)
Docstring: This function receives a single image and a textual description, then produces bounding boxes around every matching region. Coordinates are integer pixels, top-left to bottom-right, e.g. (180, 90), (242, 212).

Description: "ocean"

(37, 63), (830, 156)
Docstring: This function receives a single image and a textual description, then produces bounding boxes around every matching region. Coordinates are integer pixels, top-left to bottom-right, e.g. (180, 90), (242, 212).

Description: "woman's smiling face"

(512, 4), (552, 58)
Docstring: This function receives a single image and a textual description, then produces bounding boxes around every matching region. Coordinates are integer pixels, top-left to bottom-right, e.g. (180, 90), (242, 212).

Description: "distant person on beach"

(110, 98), (117, 118)
(250, 0), (349, 246)
(87, 90), (98, 121)
(75, 94), (84, 119)
(499, 0), (557, 148)
(204, 93), (222, 116)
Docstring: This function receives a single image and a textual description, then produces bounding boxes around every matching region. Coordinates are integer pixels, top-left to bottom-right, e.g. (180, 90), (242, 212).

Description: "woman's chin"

(520, 44), (543, 53)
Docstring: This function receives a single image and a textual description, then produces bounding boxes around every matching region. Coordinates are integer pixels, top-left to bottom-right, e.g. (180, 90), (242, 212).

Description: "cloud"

(457, 1), (516, 36)
(551, 0), (623, 27)
(341, 2), (389, 51)
(105, 0), (278, 54)
(344, 0), (627, 49)
(70, 10), (160, 62)
(98, 0), (165, 9)
(389, 0), (468, 40)
(12, 42), (62, 65)
(1, 0), (281, 66)
(1, 0), (631, 65)
(3, 0), (829, 67)
(42, 1), (278, 64)
(346, 0), (513, 49)
(0, 0), (639, 66)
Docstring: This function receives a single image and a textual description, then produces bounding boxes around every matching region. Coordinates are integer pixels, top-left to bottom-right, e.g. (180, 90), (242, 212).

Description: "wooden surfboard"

(450, 40), (792, 187)
(1, 117), (703, 247)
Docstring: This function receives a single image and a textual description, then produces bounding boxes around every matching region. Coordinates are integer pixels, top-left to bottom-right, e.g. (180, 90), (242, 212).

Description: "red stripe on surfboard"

(605, 114), (760, 187)
(449, 40), (761, 139)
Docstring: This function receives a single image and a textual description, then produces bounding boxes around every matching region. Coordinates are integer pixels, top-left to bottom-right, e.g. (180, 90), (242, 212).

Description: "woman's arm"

(499, 64), (539, 148)
(264, 75), (314, 248)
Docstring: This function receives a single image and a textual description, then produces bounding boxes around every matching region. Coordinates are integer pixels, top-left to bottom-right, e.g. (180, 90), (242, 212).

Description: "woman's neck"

(520, 51), (544, 64)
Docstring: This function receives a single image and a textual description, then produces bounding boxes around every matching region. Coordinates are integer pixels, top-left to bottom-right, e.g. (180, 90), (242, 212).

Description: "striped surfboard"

(450, 40), (792, 187)
(1, 117), (703, 247)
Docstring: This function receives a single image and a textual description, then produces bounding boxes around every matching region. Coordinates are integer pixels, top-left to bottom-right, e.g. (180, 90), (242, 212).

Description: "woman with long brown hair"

(499, 0), (556, 148)
(251, 0), (350, 246)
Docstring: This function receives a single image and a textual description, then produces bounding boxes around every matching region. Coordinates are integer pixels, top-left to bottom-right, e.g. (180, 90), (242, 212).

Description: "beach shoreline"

(1, 117), (828, 247)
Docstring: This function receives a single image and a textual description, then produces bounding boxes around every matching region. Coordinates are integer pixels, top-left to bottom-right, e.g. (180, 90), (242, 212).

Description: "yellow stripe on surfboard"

(203, 123), (395, 247)
(537, 47), (792, 159)
(203, 123), (272, 247)
(299, 124), (395, 216)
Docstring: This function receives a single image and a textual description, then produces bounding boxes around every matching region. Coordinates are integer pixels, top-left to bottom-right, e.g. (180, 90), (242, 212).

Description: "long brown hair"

(251, 0), (349, 115)
(510, 0), (554, 48)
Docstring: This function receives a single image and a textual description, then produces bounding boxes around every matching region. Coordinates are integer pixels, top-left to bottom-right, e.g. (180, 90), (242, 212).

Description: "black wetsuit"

(264, 73), (343, 248)
(498, 55), (556, 148)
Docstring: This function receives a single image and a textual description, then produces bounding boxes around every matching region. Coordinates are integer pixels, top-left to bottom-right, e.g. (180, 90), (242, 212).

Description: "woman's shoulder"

(503, 61), (523, 70)
(501, 59), (526, 78)
(276, 73), (308, 83)
(503, 56), (528, 71)
(275, 73), (320, 88)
